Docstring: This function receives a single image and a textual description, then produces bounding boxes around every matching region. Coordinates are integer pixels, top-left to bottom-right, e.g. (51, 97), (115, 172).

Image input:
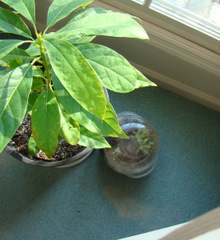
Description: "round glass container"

(104, 112), (160, 178)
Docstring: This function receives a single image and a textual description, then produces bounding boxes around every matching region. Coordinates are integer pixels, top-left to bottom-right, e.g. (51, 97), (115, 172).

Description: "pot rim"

(4, 144), (93, 168)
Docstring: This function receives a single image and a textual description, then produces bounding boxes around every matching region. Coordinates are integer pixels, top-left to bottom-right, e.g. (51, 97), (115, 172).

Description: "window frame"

(100, 0), (220, 54)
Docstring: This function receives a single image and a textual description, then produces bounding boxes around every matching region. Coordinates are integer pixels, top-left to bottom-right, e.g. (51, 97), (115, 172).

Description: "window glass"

(150, 0), (220, 40)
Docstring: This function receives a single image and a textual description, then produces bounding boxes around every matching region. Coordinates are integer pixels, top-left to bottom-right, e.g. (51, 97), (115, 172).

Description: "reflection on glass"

(131, 0), (146, 5)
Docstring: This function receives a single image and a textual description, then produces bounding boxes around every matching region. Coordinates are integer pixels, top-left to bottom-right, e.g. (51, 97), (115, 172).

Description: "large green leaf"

(0, 7), (32, 39)
(44, 38), (106, 119)
(0, 64), (32, 152)
(53, 72), (127, 138)
(55, 8), (148, 40)
(1, 0), (36, 25)
(46, 0), (93, 30)
(59, 107), (80, 146)
(78, 126), (111, 149)
(77, 43), (137, 93)
(0, 40), (26, 60)
(32, 88), (60, 158)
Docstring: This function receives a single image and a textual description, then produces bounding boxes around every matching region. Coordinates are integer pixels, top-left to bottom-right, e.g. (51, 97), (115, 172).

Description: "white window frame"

(100, 0), (220, 54)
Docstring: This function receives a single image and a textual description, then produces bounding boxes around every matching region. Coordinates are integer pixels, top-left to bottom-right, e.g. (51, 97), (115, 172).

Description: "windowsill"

(1, 85), (220, 240)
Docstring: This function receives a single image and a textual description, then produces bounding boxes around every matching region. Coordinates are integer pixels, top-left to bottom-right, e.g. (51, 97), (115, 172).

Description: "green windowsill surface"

(0, 86), (220, 240)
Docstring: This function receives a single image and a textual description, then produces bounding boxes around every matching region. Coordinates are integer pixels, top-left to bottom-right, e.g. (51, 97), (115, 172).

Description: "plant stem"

(31, 57), (41, 66)
(37, 33), (51, 87)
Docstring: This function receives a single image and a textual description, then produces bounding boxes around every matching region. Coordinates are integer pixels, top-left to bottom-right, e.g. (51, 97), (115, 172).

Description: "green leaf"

(46, 0), (93, 30)
(0, 7), (32, 39)
(59, 106), (80, 145)
(82, 1), (93, 9)
(25, 43), (40, 57)
(0, 64), (32, 153)
(56, 8), (149, 40)
(66, 36), (96, 44)
(102, 101), (128, 138)
(70, 7), (107, 21)
(0, 60), (8, 68)
(31, 77), (45, 92)
(27, 91), (38, 114)
(8, 58), (23, 70)
(77, 43), (137, 93)
(2, 48), (32, 63)
(32, 88), (60, 158)
(1, 0), (36, 25)
(44, 38), (106, 119)
(78, 126), (111, 149)
(134, 67), (156, 88)
(28, 134), (39, 156)
(56, 7), (99, 42)
(0, 70), (8, 77)
(134, 68), (156, 88)
(53, 73), (127, 138)
(0, 39), (26, 60)
(32, 66), (45, 79)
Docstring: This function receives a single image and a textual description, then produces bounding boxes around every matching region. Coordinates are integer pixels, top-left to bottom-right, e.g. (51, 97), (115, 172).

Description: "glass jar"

(103, 112), (160, 178)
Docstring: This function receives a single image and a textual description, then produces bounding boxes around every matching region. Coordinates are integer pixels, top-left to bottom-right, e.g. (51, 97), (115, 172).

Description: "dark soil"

(10, 115), (85, 161)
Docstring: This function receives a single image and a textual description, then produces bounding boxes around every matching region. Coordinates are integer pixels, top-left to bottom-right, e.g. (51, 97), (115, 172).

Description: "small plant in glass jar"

(104, 112), (160, 178)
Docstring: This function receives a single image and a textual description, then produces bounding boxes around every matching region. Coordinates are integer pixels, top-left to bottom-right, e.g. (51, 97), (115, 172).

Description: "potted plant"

(0, 0), (155, 167)
(103, 112), (160, 178)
